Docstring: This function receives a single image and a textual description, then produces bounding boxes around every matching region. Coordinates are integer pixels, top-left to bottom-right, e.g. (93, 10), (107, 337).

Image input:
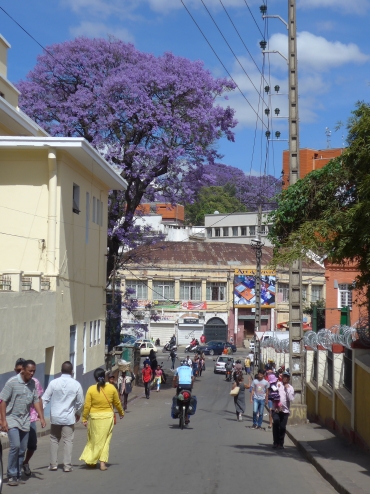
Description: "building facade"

(0, 35), (127, 391)
(204, 211), (273, 247)
(119, 242), (324, 347)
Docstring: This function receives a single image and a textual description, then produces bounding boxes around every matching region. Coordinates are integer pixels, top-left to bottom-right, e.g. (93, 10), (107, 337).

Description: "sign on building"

(233, 269), (276, 308)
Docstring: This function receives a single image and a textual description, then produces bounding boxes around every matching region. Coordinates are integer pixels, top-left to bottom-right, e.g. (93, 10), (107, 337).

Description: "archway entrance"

(204, 317), (227, 342)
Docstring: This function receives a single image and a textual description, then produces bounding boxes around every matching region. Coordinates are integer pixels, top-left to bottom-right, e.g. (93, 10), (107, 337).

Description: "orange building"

(282, 147), (344, 188)
(136, 203), (185, 224)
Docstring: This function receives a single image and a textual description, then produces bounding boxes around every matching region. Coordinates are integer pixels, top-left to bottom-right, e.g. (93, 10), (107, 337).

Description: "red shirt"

(142, 367), (153, 383)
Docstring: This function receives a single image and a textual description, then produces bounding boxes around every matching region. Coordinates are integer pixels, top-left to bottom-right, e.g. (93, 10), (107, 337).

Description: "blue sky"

(1, 0), (369, 177)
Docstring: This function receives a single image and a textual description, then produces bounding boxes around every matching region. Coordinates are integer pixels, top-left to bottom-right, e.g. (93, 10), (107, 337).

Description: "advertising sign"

(181, 301), (207, 310)
(233, 269), (276, 308)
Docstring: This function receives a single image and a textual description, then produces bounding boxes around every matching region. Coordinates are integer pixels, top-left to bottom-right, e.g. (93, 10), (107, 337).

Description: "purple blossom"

(17, 37), (237, 276)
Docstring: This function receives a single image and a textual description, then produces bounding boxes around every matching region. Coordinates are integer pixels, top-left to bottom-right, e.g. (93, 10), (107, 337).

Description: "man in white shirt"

(42, 361), (84, 472)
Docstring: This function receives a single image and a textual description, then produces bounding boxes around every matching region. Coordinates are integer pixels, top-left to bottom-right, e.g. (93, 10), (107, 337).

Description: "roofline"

(0, 97), (48, 136)
(0, 136), (128, 190)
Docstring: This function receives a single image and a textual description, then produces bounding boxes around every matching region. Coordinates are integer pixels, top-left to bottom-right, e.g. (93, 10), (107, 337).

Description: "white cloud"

(298, 0), (370, 14)
(269, 31), (369, 72)
(70, 21), (134, 42)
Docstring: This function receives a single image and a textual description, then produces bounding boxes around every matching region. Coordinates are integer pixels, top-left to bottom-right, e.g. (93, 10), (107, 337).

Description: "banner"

(234, 273), (276, 308)
(181, 301), (207, 310)
(152, 300), (181, 309)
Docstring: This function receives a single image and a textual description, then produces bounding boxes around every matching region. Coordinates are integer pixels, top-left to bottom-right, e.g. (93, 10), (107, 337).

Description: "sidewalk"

(286, 422), (370, 494)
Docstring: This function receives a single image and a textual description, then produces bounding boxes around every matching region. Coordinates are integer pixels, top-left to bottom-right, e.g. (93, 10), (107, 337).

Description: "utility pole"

(252, 204), (263, 369)
(287, 0), (305, 415)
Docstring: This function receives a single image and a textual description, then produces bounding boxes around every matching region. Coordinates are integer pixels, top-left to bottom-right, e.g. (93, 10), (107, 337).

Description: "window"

(312, 285), (323, 302)
(302, 285), (307, 302)
(343, 348), (352, 392)
(93, 197), (96, 223)
(207, 228), (212, 238)
(98, 320), (101, 345)
(223, 227), (229, 237)
(326, 351), (333, 388)
(72, 184), (80, 214)
(215, 228), (220, 237)
(260, 225), (266, 235)
(126, 280), (148, 299)
(338, 283), (352, 309)
(180, 281), (201, 301)
(89, 322), (93, 347)
(153, 280), (175, 300)
(85, 192), (90, 244)
(278, 283), (289, 302)
(70, 325), (77, 367)
(94, 320), (97, 346)
(249, 226), (256, 236)
(240, 226), (247, 236)
(206, 282), (226, 301)
(232, 226), (238, 236)
(97, 200), (101, 226)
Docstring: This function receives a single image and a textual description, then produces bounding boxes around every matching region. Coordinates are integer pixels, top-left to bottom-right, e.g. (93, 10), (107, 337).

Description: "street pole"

(288, 0), (306, 414)
(252, 204), (263, 369)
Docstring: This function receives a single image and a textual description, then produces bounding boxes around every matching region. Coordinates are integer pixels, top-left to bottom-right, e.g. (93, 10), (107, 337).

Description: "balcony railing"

(0, 275), (11, 291)
(22, 277), (32, 291)
(41, 277), (51, 291)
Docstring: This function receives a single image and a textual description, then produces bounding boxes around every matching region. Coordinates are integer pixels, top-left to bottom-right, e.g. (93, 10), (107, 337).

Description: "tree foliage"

(184, 186), (247, 225)
(268, 101), (370, 306)
(204, 163), (281, 210)
(17, 37), (237, 276)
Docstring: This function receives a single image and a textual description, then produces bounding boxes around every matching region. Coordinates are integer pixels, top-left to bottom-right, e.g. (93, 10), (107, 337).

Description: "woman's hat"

(268, 373), (278, 383)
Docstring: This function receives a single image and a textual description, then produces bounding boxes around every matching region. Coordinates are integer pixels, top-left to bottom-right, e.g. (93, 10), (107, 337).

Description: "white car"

(135, 341), (158, 356)
(214, 356), (234, 374)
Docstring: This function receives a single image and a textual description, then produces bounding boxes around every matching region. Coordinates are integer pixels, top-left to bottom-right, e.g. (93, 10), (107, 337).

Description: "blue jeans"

(7, 427), (29, 478)
(253, 399), (265, 427)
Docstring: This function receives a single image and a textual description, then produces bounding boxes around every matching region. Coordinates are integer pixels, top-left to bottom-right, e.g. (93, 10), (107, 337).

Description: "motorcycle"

(225, 369), (232, 381)
(185, 339), (199, 353)
(163, 342), (177, 352)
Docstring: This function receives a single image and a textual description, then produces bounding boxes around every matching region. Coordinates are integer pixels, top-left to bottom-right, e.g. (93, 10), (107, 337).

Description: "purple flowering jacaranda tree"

(17, 37), (237, 277)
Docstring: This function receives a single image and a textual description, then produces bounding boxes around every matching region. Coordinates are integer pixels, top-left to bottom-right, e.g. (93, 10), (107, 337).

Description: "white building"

(204, 211), (273, 247)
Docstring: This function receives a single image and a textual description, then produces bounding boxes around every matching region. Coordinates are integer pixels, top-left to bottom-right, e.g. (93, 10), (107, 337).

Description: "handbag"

(230, 386), (240, 396)
(101, 387), (117, 425)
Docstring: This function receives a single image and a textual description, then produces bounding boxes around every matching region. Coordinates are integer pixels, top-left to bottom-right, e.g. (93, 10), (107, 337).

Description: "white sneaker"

(239, 415), (243, 422)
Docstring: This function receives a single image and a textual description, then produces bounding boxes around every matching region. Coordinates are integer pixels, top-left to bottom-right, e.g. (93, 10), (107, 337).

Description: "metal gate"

(204, 317), (227, 341)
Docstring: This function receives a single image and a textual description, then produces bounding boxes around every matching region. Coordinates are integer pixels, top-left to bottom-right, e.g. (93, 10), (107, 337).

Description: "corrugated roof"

(125, 241), (324, 271)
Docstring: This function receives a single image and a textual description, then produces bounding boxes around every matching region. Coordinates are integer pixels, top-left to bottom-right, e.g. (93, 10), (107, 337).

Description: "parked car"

(214, 356), (234, 374)
(197, 340), (236, 356)
(135, 341), (158, 356)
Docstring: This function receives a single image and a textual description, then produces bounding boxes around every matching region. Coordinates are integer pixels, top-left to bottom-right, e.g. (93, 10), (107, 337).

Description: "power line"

(243, 0), (265, 38)
(201, 0), (268, 106)
(181, 0), (267, 129)
(219, 0), (269, 86)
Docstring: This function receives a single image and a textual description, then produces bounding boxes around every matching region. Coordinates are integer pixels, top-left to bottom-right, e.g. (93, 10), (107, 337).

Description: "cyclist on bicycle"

(172, 360), (194, 424)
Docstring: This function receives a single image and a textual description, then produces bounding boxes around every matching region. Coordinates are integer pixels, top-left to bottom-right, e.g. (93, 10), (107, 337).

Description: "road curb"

(286, 428), (367, 494)
(0, 393), (142, 451)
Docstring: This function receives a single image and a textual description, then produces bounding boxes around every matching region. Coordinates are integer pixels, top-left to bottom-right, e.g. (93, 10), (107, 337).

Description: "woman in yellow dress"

(80, 368), (124, 471)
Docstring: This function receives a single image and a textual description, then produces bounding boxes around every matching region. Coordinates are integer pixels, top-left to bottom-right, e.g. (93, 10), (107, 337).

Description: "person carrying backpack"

(169, 348), (177, 370)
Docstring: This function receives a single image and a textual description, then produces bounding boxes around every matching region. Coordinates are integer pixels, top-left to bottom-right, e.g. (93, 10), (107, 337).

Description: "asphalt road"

(2, 357), (335, 494)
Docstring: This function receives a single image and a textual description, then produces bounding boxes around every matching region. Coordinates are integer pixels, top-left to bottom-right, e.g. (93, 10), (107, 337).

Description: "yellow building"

(119, 242), (324, 346)
(0, 35), (127, 391)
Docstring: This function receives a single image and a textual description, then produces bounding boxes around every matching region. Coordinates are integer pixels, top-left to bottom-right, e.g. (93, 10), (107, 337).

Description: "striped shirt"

(0, 374), (39, 431)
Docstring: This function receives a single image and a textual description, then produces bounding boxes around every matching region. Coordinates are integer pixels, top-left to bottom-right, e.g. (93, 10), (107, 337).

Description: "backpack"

(269, 383), (280, 402)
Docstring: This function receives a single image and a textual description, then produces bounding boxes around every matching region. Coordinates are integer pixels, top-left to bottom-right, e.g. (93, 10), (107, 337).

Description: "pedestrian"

(192, 355), (199, 378)
(142, 363), (153, 399)
(9, 358), (44, 478)
(120, 370), (134, 411)
(186, 355), (192, 367)
(79, 368), (124, 470)
(149, 349), (157, 373)
(244, 355), (251, 375)
(143, 356), (151, 368)
(200, 334), (206, 344)
(233, 359), (243, 381)
(169, 347), (177, 370)
(249, 351), (255, 373)
(231, 371), (250, 421)
(267, 373), (280, 430)
(250, 369), (269, 430)
(42, 361), (84, 472)
(108, 373), (118, 390)
(0, 359), (46, 486)
(154, 365), (163, 392)
(272, 371), (295, 449)
(198, 355), (204, 377)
